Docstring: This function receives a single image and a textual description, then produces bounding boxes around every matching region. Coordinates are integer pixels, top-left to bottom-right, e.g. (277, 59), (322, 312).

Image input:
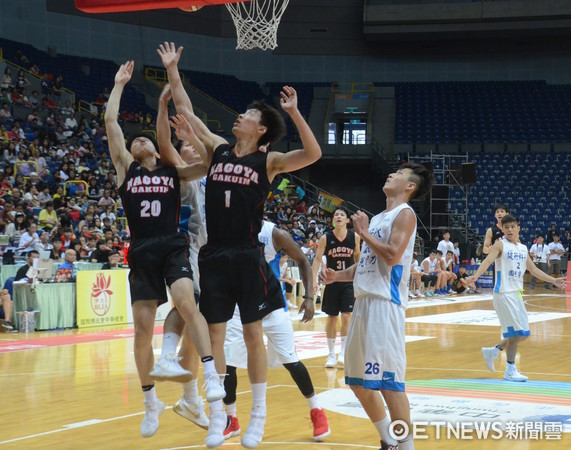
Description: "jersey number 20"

(141, 200), (161, 217)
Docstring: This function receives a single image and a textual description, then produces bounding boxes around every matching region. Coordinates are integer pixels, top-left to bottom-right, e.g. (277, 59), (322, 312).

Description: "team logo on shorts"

(91, 273), (113, 316)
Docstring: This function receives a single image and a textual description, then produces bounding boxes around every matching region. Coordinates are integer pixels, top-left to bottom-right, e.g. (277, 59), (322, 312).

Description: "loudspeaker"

(461, 163), (477, 185)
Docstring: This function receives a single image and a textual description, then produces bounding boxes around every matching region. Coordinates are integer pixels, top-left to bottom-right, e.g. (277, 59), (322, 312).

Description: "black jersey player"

(312, 207), (361, 368)
(158, 42), (322, 449)
(104, 61), (224, 441)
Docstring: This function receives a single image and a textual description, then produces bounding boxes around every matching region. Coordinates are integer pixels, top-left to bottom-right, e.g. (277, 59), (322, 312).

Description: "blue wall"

(1, 0), (571, 84)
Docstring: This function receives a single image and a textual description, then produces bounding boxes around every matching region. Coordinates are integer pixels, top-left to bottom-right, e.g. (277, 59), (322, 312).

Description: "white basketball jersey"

(354, 203), (416, 308)
(422, 257), (437, 272)
(181, 176), (207, 262)
(494, 239), (528, 293)
(258, 220), (277, 263)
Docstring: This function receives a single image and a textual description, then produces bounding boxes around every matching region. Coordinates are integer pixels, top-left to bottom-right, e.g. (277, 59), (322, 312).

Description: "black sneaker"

(2, 321), (14, 331)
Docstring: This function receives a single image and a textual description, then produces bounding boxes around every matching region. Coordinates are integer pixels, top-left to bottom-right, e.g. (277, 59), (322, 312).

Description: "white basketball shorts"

(345, 297), (406, 392)
(224, 306), (299, 369)
(492, 291), (530, 338)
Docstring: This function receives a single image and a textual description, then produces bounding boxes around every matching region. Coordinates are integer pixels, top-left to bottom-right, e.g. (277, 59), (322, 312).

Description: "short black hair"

(494, 203), (510, 214)
(28, 250), (39, 258)
(501, 214), (519, 226)
(459, 264), (466, 270)
(435, 250), (443, 256)
(536, 233), (544, 238)
(333, 206), (349, 217)
(126, 132), (158, 154)
(247, 100), (286, 147)
(400, 162), (434, 200)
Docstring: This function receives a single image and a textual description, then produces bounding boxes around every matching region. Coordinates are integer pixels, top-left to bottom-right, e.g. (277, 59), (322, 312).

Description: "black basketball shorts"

(198, 244), (284, 324)
(127, 233), (193, 305)
(322, 281), (355, 316)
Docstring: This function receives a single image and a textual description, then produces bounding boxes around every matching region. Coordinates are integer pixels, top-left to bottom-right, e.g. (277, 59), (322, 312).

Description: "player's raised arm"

(157, 84), (184, 167)
(157, 42), (227, 155)
(267, 86), (322, 180)
(169, 114), (210, 167)
(272, 227), (315, 322)
(104, 61), (135, 186)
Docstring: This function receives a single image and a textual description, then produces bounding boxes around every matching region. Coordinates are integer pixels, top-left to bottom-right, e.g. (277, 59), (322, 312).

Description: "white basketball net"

(225, 0), (290, 51)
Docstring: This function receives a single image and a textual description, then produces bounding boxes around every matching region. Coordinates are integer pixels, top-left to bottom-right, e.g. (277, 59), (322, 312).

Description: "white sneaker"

(202, 373), (226, 403)
(205, 409), (226, 448)
(287, 301), (297, 310)
(149, 353), (193, 383)
(173, 395), (209, 429)
(140, 399), (165, 438)
(325, 354), (337, 368)
(481, 346), (500, 372)
(337, 353), (344, 367)
(504, 365), (528, 382)
(241, 411), (266, 448)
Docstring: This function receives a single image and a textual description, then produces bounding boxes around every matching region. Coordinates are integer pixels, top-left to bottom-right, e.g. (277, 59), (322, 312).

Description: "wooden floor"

(1, 287), (569, 449)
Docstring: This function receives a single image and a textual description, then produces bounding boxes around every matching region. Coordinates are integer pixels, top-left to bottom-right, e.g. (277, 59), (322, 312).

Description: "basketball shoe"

(337, 353), (344, 367)
(140, 399), (165, 438)
(173, 395), (209, 429)
(310, 407), (331, 441)
(481, 346), (500, 372)
(224, 415), (241, 439)
(241, 411), (266, 448)
(149, 353), (193, 383)
(325, 354), (337, 368)
(205, 409), (226, 448)
(504, 364), (528, 382)
(202, 373), (226, 403)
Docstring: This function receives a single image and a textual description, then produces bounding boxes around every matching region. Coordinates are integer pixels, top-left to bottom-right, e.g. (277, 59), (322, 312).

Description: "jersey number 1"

(141, 200), (161, 217)
(225, 190), (231, 208)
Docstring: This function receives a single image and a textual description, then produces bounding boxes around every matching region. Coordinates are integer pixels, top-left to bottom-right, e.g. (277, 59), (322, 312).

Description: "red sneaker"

(223, 415), (241, 439)
(310, 408), (331, 441)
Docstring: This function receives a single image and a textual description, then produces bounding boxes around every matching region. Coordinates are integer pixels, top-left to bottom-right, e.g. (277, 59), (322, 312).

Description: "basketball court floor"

(1, 287), (569, 449)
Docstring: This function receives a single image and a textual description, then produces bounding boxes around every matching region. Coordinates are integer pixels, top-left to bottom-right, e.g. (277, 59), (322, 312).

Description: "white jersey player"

(470, 215), (565, 382)
(320, 163), (434, 450)
(223, 220), (330, 441)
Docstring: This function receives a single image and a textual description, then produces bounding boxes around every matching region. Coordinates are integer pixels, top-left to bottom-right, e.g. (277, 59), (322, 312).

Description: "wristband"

(303, 295), (314, 301)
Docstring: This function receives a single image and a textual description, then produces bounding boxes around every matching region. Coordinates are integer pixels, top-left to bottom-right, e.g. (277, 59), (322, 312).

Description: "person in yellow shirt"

(38, 200), (59, 231)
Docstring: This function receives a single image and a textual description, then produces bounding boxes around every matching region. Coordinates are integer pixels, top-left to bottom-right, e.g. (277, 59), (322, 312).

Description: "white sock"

(374, 416), (397, 445)
(306, 394), (319, 410)
(202, 359), (217, 377)
(327, 338), (336, 355)
(143, 386), (158, 403)
(183, 379), (199, 403)
(340, 336), (347, 355)
(209, 399), (224, 413)
(161, 332), (180, 356)
(250, 382), (267, 415)
(399, 435), (415, 450)
(225, 402), (237, 417)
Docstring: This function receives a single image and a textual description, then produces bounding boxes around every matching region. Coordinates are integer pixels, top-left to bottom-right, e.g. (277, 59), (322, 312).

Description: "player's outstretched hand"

(160, 83), (172, 104)
(554, 278), (566, 289)
(157, 41), (183, 69)
(169, 113), (196, 142)
(299, 298), (315, 323)
(280, 86), (298, 114)
(351, 211), (369, 235)
(319, 267), (336, 285)
(114, 61), (134, 87)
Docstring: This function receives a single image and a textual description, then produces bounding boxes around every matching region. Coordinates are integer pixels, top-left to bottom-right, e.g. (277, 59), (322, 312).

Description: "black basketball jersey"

(491, 224), (504, 245)
(205, 144), (270, 246)
(118, 162), (181, 240)
(325, 229), (357, 271)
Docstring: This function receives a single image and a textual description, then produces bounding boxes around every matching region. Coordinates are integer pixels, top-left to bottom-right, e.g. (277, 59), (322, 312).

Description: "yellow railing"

(145, 67), (185, 84)
(78, 99), (100, 117)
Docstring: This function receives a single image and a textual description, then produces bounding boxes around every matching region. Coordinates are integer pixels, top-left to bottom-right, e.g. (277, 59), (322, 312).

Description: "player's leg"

(265, 310), (330, 440)
(381, 390), (413, 450)
(322, 285), (340, 367)
(132, 300), (165, 438)
(173, 329), (210, 429)
(0, 291), (14, 330)
(242, 320), (268, 448)
(338, 283), (354, 366)
(339, 312), (351, 365)
(222, 365), (241, 438)
(149, 307), (192, 382)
